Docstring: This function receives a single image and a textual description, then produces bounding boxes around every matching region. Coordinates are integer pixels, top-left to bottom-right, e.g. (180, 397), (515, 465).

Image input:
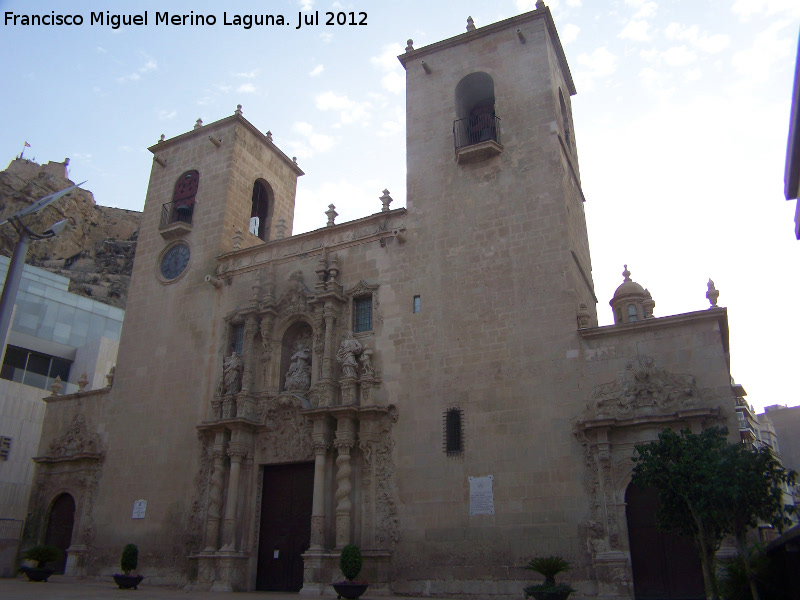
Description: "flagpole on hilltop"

(19, 141), (31, 159)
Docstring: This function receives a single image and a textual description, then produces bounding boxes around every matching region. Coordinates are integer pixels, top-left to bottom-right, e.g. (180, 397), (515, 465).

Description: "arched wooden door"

(44, 493), (75, 574)
(625, 484), (705, 600)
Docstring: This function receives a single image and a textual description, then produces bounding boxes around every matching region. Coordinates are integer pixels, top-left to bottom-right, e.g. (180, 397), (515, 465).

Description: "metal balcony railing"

(453, 115), (502, 150)
(160, 200), (194, 227)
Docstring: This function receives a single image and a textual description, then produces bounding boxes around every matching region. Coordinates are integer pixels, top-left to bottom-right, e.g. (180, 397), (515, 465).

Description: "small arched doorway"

(44, 493), (75, 574)
(625, 484), (705, 600)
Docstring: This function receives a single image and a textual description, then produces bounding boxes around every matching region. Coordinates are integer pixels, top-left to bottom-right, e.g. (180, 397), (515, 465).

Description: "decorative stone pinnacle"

(622, 264), (631, 282)
(380, 189), (393, 212)
(232, 228), (244, 250)
(536, 0), (546, 9)
(266, 130), (273, 142)
(235, 104), (243, 116)
(326, 204), (338, 227)
(466, 16), (476, 31)
(105, 365), (116, 388)
(77, 372), (89, 392)
(706, 278), (719, 308)
(50, 375), (63, 396)
(158, 134), (165, 143)
(405, 39), (414, 52)
(195, 118), (203, 129)
(275, 217), (287, 239)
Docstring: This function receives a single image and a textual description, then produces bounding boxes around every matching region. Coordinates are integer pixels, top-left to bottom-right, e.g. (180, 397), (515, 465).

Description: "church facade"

(22, 6), (739, 599)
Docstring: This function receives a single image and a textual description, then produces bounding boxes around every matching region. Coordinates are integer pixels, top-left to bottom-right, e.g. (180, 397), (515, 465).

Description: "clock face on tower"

(160, 243), (190, 280)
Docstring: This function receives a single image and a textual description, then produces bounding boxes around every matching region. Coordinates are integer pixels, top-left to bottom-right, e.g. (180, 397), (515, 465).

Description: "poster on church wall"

(469, 475), (494, 515)
(132, 499), (147, 519)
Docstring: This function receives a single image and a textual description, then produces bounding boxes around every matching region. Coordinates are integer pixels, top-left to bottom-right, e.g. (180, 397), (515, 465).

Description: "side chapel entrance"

(44, 493), (75, 574)
(625, 484), (705, 600)
(256, 462), (314, 591)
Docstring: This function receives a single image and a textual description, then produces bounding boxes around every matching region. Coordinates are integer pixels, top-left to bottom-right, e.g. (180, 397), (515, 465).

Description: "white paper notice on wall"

(469, 475), (494, 515)
(132, 499), (147, 519)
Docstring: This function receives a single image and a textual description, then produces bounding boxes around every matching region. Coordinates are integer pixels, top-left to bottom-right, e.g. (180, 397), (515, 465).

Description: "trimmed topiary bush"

(339, 544), (362, 582)
(120, 544), (138, 575)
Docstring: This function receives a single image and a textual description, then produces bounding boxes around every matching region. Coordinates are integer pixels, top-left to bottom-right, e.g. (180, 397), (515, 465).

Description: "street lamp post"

(0, 183), (83, 365)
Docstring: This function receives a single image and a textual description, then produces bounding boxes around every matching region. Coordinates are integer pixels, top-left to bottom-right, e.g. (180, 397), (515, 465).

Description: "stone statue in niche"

(219, 352), (243, 396)
(285, 344), (312, 391)
(337, 331), (363, 378)
(360, 346), (375, 377)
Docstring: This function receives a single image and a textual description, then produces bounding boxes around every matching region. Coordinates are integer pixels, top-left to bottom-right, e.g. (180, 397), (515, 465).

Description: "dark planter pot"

(113, 574), (144, 589)
(332, 581), (369, 599)
(20, 566), (55, 582)
(524, 584), (574, 600)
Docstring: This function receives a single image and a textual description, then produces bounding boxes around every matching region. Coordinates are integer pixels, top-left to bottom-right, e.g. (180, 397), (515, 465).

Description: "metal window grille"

(0, 436), (11, 461)
(232, 325), (245, 355)
(353, 297), (372, 333)
(443, 408), (463, 455)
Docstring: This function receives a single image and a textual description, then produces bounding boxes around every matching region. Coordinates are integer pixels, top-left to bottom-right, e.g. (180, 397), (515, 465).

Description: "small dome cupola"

(610, 265), (655, 324)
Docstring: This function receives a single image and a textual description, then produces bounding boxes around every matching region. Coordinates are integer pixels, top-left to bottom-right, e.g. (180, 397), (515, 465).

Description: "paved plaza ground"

(0, 576), (446, 600)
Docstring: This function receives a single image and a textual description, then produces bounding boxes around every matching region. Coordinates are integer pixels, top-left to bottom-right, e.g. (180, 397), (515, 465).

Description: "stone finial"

(577, 303), (591, 329)
(275, 217), (287, 239)
(266, 130), (273, 142)
(77, 373), (89, 392)
(622, 264), (631, 282)
(232, 228), (244, 250)
(466, 16), (476, 31)
(380, 189), (393, 212)
(643, 289), (655, 318)
(235, 104), (243, 116)
(194, 118), (203, 129)
(105, 365), (116, 388)
(325, 204), (338, 227)
(535, 0), (546, 9)
(405, 39), (414, 52)
(293, 157), (298, 163)
(329, 254), (339, 283)
(158, 134), (165, 143)
(706, 279), (719, 307)
(50, 375), (63, 397)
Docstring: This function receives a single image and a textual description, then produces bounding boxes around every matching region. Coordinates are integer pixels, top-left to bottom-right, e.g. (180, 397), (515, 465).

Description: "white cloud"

(234, 69), (258, 78)
(626, 0), (657, 19)
(575, 47), (617, 90)
(310, 64), (324, 77)
(320, 32), (333, 43)
(371, 43), (405, 72)
(619, 19), (650, 42)
(665, 23), (730, 54)
(661, 45), (697, 67)
(236, 83), (256, 94)
(117, 55), (157, 83)
(731, 20), (797, 85)
(381, 72), (405, 95)
(732, 0), (800, 19)
(289, 121), (336, 159)
(315, 91), (372, 124)
(158, 110), (177, 120)
(299, 0), (314, 11)
(561, 23), (580, 45)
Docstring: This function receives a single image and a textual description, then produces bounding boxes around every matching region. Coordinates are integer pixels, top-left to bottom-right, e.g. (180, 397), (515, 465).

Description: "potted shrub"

(19, 545), (62, 581)
(332, 544), (368, 600)
(113, 544), (144, 589)
(524, 555), (575, 600)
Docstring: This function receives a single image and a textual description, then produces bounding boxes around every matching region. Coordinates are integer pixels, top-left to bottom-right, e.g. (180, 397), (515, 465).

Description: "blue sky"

(2, 0), (799, 412)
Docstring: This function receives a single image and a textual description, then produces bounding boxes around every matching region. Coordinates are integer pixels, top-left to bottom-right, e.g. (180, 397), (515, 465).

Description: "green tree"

(631, 427), (729, 600)
(632, 427), (797, 600)
(717, 442), (796, 600)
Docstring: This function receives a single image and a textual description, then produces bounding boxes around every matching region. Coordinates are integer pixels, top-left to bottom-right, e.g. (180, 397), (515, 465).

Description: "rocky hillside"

(0, 158), (141, 309)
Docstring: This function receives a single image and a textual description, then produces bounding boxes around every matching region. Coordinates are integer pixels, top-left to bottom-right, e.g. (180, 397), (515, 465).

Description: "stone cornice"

(216, 208), (406, 278)
(398, 8), (576, 95)
(577, 407), (721, 433)
(148, 113), (304, 176)
(579, 307), (729, 358)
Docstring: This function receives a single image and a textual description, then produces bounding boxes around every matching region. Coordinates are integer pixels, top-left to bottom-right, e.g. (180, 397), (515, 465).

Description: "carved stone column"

(241, 313), (258, 393)
(204, 435), (227, 552)
(322, 302), (336, 381)
(220, 442), (248, 551)
(334, 416), (356, 549)
(310, 430), (331, 550)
